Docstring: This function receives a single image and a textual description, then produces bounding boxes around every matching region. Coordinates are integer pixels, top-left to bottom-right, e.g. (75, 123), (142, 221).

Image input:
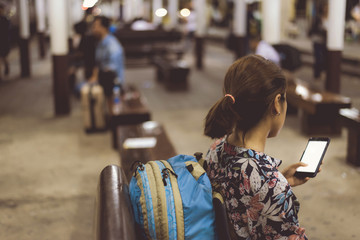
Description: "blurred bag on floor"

(81, 83), (106, 133)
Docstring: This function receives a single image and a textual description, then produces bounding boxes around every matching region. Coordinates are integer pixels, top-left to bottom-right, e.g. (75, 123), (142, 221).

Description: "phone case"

(294, 137), (330, 178)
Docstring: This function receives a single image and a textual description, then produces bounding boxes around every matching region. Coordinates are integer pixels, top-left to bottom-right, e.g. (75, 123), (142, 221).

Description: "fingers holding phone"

(282, 162), (310, 187)
(282, 137), (330, 187)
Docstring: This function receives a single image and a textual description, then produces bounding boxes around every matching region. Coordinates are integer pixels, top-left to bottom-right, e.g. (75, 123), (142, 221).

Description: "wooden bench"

(95, 165), (232, 240)
(152, 55), (190, 91)
(286, 77), (352, 135)
(115, 29), (183, 65)
(339, 108), (360, 165)
(117, 121), (177, 181)
(95, 165), (136, 240)
(110, 85), (151, 149)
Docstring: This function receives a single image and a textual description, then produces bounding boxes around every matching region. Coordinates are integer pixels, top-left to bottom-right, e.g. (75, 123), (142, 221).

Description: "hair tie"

(224, 94), (235, 104)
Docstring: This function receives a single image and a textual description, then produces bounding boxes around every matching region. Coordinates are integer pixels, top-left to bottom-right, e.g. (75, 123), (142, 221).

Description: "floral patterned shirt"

(204, 138), (308, 240)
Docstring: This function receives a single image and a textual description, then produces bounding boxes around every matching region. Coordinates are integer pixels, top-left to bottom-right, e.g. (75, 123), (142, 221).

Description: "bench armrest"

(95, 165), (136, 240)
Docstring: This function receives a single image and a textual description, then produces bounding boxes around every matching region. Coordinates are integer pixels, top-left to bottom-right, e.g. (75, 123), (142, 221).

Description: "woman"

(203, 55), (309, 239)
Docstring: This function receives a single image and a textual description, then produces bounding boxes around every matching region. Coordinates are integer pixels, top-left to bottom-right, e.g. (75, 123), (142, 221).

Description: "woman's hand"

(281, 162), (310, 187)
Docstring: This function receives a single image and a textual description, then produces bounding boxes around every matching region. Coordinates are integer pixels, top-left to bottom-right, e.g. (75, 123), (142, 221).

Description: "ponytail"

(203, 55), (286, 140)
(204, 96), (239, 139)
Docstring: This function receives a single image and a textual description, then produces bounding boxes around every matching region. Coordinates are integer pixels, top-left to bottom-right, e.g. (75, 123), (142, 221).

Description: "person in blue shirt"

(90, 16), (125, 115)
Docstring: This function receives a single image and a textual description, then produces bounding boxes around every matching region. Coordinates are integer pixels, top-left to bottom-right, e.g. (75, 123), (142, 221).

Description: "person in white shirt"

(250, 35), (281, 66)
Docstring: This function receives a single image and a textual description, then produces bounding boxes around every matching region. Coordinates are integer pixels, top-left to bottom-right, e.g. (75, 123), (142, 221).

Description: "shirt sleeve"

(108, 41), (125, 84)
(254, 171), (308, 240)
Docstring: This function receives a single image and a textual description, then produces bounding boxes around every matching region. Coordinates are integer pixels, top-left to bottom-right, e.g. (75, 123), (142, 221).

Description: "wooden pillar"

(35, 0), (46, 59)
(233, 0), (247, 59)
(195, 37), (204, 69)
(19, 0), (31, 77)
(261, 0), (281, 44)
(49, 0), (70, 115)
(326, 0), (346, 94)
(194, 0), (206, 69)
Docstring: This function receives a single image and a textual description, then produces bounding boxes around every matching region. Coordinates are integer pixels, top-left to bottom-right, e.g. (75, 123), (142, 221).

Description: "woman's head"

(204, 54), (287, 139)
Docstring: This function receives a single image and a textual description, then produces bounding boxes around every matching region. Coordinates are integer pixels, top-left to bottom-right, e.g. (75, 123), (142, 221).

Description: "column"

(123, 0), (145, 22)
(168, 0), (178, 29)
(134, 0), (144, 19)
(71, 0), (84, 24)
(194, 0), (206, 69)
(19, 0), (31, 77)
(111, 1), (121, 20)
(261, 0), (281, 44)
(67, 0), (74, 52)
(153, 0), (162, 26)
(49, 0), (70, 115)
(35, 0), (46, 59)
(233, 0), (247, 58)
(123, 0), (133, 22)
(143, 0), (151, 21)
(326, 0), (346, 93)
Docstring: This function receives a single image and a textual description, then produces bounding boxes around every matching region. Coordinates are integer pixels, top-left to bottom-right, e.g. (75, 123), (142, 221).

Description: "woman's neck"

(227, 125), (269, 153)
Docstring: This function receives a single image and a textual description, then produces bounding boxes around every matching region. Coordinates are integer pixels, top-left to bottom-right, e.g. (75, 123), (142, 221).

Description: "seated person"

(249, 35), (281, 66)
(203, 55), (309, 239)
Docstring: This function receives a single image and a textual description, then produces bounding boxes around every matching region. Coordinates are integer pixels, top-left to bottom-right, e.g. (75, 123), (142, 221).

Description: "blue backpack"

(129, 154), (216, 240)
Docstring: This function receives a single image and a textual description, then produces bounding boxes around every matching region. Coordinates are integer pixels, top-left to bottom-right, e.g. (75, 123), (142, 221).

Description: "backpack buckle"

(194, 152), (203, 161)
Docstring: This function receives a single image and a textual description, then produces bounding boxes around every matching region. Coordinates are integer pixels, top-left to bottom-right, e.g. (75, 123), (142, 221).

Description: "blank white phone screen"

(297, 141), (328, 173)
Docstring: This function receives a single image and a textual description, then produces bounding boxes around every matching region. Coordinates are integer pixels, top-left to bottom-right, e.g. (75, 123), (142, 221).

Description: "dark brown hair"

(204, 54), (286, 139)
(95, 16), (110, 29)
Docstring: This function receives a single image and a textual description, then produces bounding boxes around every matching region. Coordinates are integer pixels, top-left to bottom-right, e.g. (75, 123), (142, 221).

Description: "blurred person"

(249, 35), (280, 66)
(203, 55), (309, 239)
(72, 10), (97, 80)
(89, 16), (125, 115)
(184, 4), (196, 50)
(0, 3), (10, 80)
(349, 3), (360, 41)
(308, 4), (328, 81)
(68, 9), (98, 98)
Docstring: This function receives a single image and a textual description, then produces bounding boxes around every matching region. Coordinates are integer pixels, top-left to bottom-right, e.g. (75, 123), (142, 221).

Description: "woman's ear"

(273, 94), (282, 115)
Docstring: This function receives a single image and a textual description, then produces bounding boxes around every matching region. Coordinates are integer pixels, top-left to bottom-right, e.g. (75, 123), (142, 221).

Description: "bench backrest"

(95, 165), (136, 240)
(115, 29), (182, 46)
(96, 165), (234, 240)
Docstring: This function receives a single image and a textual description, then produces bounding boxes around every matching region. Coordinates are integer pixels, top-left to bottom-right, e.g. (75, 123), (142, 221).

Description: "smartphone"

(294, 137), (330, 178)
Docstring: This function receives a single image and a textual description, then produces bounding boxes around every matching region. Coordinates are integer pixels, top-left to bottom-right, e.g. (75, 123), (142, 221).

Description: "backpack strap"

(160, 160), (185, 240)
(185, 161), (205, 181)
(147, 161), (168, 239)
(134, 164), (156, 239)
(213, 191), (232, 240)
(194, 152), (205, 167)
